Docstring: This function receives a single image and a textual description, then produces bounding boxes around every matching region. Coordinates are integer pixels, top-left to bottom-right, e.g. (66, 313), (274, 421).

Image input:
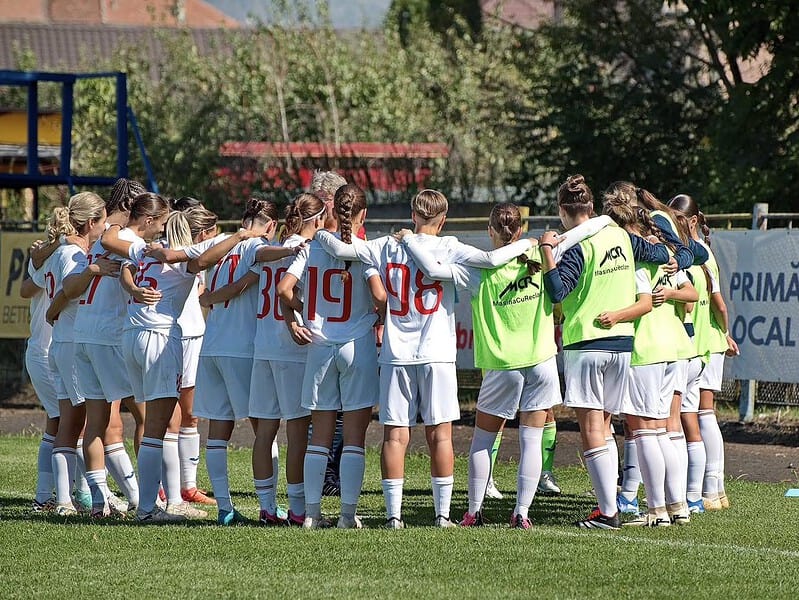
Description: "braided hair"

(334, 184), (367, 280)
(107, 178), (146, 215)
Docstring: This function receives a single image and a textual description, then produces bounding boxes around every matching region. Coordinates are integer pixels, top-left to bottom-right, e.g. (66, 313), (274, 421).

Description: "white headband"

(302, 207), (327, 222)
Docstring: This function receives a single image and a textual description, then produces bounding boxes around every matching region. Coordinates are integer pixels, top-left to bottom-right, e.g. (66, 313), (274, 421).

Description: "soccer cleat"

(31, 498), (56, 513)
(136, 506), (186, 524)
(667, 502), (691, 526)
(623, 511), (671, 528)
(336, 514), (363, 529)
(434, 515), (457, 528)
(718, 493), (730, 509)
(55, 503), (78, 517)
(73, 490), (92, 513)
(259, 508), (290, 526)
(510, 513), (532, 530)
(385, 517), (405, 529)
(287, 510), (305, 526)
(322, 480), (341, 497)
(218, 508), (248, 526)
(702, 495), (723, 511)
(302, 515), (333, 530)
(537, 471), (562, 496)
(181, 487), (217, 506)
(459, 511), (485, 527)
(90, 505), (111, 520)
(616, 493), (640, 515)
(106, 493), (129, 515)
(485, 478), (504, 500)
(687, 499), (706, 514)
(166, 501), (208, 519)
(576, 508), (621, 530)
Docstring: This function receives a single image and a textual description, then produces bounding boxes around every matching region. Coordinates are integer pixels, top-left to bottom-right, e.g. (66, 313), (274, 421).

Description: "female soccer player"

(277, 184), (386, 529)
(43, 192), (118, 516)
(668, 194), (738, 510)
(540, 175), (671, 530)
(602, 197), (698, 526)
(201, 193), (326, 526)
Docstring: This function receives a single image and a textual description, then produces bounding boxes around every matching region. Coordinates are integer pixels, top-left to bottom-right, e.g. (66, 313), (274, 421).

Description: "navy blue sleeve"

(543, 246), (584, 303)
(630, 233), (670, 265)
(652, 214), (693, 269)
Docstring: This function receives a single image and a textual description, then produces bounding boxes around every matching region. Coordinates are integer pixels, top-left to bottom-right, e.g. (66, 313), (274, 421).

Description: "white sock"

(51, 447), (77, 505)
(467, 427), (496, 515)
(206, 440), (232, 512)
(287, 482), (305, 517)
(75, 438), (91, 494)
(605, 435), (619, 478)
(137, 437), (164, 513)
(271, 439), (280, 489)
(515, 425), (544, 519)
(85, 469), (108, 509)
(620, 438), (641, 501)
(104, 442), (139, 507)
(633, 430), (666, 509)
(658, 430), (682, 505)
(340, 446), (366, 519)
(669, 431), (689, 502)
(381, 478), (404, 520)
(35, 433), (56, 503)
(699, 410), (722, 498)
(254, 476), (277, 513)
(686, 441), (706, 502)
(178, 427), (200, 490)
(162, 432), (181, 505)
(431, 475), (454, 519)
(583, 446), (617, 516)
(303, 444), (329, 519)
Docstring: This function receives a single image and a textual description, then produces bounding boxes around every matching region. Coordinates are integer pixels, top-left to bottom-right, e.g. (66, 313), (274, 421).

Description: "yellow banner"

(0, 232), (43, 339)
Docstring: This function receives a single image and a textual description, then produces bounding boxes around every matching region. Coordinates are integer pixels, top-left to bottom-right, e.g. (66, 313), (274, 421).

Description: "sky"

(206, 0), (393, 29)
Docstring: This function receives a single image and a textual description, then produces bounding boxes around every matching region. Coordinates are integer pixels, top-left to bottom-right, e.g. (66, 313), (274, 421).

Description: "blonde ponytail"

(46, 206), (76, 242)
(165, 211), (193, 250)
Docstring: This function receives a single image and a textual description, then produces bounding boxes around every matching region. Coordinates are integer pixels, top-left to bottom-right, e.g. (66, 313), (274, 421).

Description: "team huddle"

(22, 170), (736, 530)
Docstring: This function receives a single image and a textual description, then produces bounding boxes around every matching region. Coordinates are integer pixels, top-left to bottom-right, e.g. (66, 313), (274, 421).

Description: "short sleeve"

(184, 234), (228, 259)
(674, 270), (689, 287)
(635, 268), (653, 295)
(286, 246), (310, 281)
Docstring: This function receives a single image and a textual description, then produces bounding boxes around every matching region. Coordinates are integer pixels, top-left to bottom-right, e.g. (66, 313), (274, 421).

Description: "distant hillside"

(206, 0), (391, 28)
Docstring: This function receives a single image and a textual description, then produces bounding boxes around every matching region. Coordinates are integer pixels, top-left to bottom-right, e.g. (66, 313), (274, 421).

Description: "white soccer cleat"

(485, 478), (504, 500)
(434, 515), (457, 528)
(537, 471), (562, 495)
(166, 501), (208, 519)
(336, 514), (363, 529)
(106, 493), (129, 516)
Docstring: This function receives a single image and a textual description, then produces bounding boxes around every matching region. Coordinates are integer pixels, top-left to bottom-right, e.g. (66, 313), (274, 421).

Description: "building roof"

(0, 23), (234, 72)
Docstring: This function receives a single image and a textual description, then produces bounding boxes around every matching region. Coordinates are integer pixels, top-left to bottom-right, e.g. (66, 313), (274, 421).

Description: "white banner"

(713, 230), (799, 383)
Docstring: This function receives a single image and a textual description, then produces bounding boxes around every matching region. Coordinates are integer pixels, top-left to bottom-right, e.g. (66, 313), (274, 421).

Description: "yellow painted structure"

(0, 111), (62, 145)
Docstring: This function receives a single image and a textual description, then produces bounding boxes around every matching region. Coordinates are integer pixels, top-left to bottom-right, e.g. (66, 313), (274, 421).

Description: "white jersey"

(177, 272), (206, 338)
(200, 237), (262, 358)
(124, 240), (196, 332)
(47, 243), (88, 343)
(358, 235), (461, 364)
(73, 226), (140, 345)
(253, 234), (307, 362)
(286, 236), (380, 345)
(27, 258), (53, 357)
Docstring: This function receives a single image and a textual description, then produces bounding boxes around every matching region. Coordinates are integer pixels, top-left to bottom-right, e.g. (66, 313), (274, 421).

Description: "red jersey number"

(208, 254), (240, 309)
(385, 263), (443, 316)
(306, 266), (352, 323)
(256, 266), (288, 321)
(131, 261), (159, 304)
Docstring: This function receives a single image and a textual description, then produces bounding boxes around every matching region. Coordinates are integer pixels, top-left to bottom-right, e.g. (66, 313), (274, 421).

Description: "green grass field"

(1, 434), (798, 599)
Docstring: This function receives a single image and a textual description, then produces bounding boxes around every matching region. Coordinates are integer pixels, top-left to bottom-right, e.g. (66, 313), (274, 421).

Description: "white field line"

(539, 527), (799, 558)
